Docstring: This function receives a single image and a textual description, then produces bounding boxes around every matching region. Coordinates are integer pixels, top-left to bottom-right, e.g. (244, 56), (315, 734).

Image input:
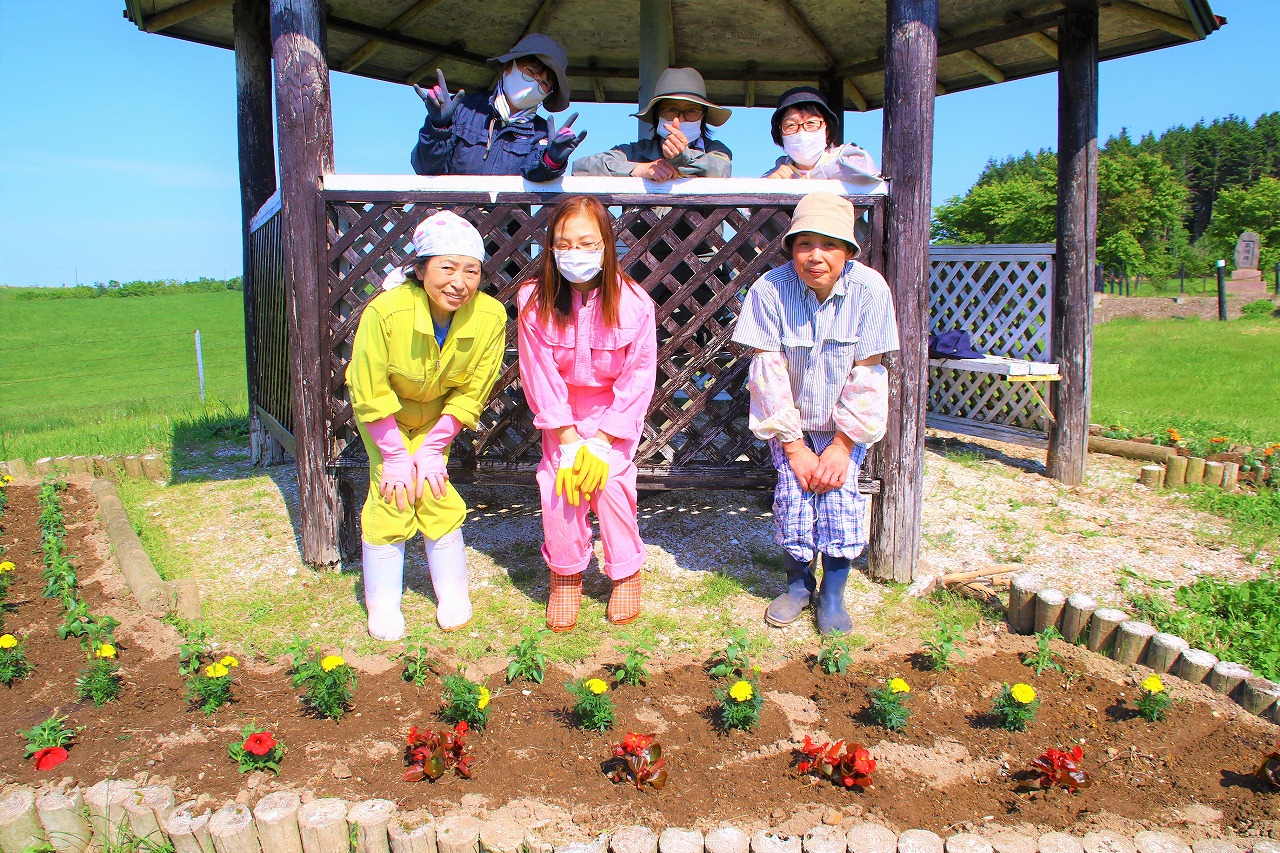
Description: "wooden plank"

(270, 0), (339, 564)
(869, 0), (936, 584)
(1107, 0), (1199, 41)
(256, 405), (297, 457)
(339, 0), (444, 73)
(926, 413), (1048, 449)
(145, 0), (230, 33)
(1047, 6), (1098, 487)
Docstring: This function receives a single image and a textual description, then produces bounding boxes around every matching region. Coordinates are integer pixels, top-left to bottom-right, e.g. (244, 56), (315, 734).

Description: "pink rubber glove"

(366, 415), (415, 510)
(412, 414), (462, 500)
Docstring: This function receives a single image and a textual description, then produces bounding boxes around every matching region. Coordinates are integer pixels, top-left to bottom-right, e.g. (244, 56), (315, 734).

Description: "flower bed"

(0, 481), (1277, 840)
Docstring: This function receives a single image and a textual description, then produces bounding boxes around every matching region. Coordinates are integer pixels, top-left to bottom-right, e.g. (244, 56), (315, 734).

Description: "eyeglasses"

(552, 240), (605, 252)
(515, 58), (554, 94)
(780, 117), (826, 135)
(657, 106), (706, 122)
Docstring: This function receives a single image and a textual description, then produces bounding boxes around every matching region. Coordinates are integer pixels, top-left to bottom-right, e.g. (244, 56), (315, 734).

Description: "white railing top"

(322, 173), (888, 199)
(930, 243), (1055, 258)
(249, 190), (282, 233)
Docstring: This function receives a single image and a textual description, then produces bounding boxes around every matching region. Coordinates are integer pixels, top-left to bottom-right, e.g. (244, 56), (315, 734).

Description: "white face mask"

(501, 66), (547, 111)
(782, 128), (828, 168)
(657, 119), (701, 141)
(554, 249), (604, 284)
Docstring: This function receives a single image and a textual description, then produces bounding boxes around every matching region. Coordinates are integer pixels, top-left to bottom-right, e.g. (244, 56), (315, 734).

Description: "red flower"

(243, 732), (276, 756)
(33, 747), (69, 771)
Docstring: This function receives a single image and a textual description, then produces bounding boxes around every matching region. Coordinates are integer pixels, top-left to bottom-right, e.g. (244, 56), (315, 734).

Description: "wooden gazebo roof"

(124, 0), (1221, 111)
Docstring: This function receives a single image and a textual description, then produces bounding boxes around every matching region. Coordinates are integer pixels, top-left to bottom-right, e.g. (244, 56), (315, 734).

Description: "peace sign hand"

(414, 69), (464, 128)
(544, 112), (588, 167)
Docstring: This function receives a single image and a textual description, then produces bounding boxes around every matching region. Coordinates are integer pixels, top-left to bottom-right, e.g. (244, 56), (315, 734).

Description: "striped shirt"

(732, 259), (899, 432)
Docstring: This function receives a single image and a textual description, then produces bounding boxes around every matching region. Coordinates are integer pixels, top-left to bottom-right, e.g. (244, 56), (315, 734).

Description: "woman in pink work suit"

(516, 195), (658, 632)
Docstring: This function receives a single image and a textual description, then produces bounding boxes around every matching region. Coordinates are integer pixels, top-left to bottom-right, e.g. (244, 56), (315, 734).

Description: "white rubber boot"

(361, 540), (406, 641)
(425, 529), (472, 631)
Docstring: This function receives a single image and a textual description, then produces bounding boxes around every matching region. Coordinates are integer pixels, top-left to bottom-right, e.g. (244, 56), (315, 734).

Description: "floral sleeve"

(747, 351), (803, 443)
(831, 364), (889, 445)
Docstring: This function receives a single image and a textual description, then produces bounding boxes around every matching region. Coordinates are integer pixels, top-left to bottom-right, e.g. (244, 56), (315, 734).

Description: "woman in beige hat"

(572, 67), (732, 180)
(731, 192), (899, 635)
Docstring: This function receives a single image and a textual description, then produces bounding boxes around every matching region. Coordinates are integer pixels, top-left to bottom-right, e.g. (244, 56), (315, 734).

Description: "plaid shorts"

(768, 432), (869, 563)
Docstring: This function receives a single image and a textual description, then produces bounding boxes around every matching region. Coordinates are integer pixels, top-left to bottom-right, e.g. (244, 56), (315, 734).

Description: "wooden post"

(1203, 460), (1224, 486)
(1137, 465), (1164, 488)
(1145, 633), (1188, 674)
(1240, 677), (1280, 718)
(1086, 607), (1127, 654)
(234, 0), (285, 467)
(1221, 461), (1239, 490)
(125, 785), (175, 844)
(389, 821), (437, 853)
(1033, 587), (1066, 634)
(35, 790), (93, 853)
(1059, 592), (1096, 644)
(85, 780), (138, 851)
(253, 792), (304, 853)
(818, 74), (844, 143)
(165, 802), (216, 853)
(869, 0), (937, 583)
(270, 0), (340, 564)
(1184, 456), (1205, 484)
(1173, 648), (1217, 683)
(1046, 2), (1098, 486)
(0, 788), (47, 853)
(1007, 572), (1043, 634)
(298, 799), (349, 853)
(1165, 455), (1187, 486)
(1112, 620), (1156, 665)
(349, 800), (396, 853)
(209, 803), (261, 853)
(637, 0), (672, 139)
(1206, 661), (1250, 696)
(436, 816), (482, 853)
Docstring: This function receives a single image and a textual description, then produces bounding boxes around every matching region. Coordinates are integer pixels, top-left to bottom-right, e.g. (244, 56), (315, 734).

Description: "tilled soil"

(1, 483), (1277, 843)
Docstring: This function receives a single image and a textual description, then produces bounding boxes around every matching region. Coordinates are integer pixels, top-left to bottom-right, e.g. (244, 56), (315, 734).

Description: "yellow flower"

(585, 678), (608, 695)
(320, 654), (344, 672)
(889, 678), (911, 694)
(477, 686), (491, 710)
(205, 662), (230, 679)
(729, 680), (754, 702)
(1141, 674), (1165, 694)
(1, 474), (12, 483)
(0, 634), (17, 649)
(0, 561), (14, 573)
(1010, 683), (1036, 705)
(220, 655), (239, 668)
(95, 643), (117, 659)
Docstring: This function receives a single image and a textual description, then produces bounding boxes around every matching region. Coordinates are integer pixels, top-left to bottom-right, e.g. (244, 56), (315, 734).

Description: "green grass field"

(1091, 314), (1280, 446)
(0, 289), (248, 461)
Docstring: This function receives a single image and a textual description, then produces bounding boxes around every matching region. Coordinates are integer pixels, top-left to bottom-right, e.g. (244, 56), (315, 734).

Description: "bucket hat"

(928, 330), (986, 360)
(488, 33), (570, 112)
(632, 67), (732, 127)
(770, 86), (839, 146)
(783, 192), (860, 257)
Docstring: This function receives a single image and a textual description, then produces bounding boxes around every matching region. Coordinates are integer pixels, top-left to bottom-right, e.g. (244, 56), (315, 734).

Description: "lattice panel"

(928, 367), (1052, 431)
(248, 209), (292, 431)
(322, 191), (885, 484)
(928, 253), (1053, 361)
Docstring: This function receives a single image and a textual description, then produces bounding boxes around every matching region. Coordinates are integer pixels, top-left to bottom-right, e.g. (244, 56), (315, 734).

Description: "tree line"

(932, 112), (1280, 280)
(10, 276), (244, 301)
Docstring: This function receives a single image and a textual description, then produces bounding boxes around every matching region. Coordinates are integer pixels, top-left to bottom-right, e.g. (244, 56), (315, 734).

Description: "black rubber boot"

(764, 553), (815, 627)
(815, 555), (853, 635)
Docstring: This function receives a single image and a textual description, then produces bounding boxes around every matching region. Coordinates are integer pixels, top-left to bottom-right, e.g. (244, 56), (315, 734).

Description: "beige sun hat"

(632, 67), (732, 127)
(783, 192), (860, 257)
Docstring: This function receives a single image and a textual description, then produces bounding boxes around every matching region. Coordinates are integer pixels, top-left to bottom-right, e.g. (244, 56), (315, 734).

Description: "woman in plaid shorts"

(732, 192), (900, 635)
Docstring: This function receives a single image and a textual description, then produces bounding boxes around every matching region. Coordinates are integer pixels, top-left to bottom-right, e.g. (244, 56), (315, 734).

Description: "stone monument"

(1228, 231), (1267, 296)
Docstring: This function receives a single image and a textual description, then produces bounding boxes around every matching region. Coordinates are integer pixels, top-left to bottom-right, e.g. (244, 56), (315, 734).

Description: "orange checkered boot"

(607, 572), (642, 625)
(547, 572), (583, 633)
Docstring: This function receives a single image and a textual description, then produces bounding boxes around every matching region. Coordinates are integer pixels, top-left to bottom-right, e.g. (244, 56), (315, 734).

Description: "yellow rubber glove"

(555, 440), (584, 507)
(574, 436), (612, 498)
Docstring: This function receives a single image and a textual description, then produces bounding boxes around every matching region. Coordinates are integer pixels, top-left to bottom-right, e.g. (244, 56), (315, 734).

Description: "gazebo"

(123, 0), (1221, 572)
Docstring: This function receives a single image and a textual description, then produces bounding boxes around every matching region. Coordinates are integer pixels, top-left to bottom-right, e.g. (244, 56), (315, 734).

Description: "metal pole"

(195, 330), (206, 402)
(1179, 262), (1186, 294)
(1274, 261), (1279, 296)
(1215, 260), (1227, 321)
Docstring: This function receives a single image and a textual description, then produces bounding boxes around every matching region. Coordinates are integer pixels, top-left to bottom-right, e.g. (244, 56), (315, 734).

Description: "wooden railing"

(247, 192), (293, 449)
(319, 175), (887, 490)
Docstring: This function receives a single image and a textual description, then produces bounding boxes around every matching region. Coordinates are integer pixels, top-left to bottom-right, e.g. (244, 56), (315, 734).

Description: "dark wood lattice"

(321, 189), (885, 488)
(248, 206), (292, 435)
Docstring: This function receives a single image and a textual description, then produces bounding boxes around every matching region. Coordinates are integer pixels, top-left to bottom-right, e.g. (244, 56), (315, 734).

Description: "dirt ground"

(1, 483), (1278, 845)
(1093, 293), (1276, 323)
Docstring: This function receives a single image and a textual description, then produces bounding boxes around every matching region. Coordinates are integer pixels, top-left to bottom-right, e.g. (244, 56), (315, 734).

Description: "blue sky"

(1, 0), (1276, 287)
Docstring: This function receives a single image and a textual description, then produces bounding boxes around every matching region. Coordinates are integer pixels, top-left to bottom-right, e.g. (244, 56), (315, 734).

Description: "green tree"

(1097, 150), (1187, 279)
(1207, 177), (1280, 272)
(932, 176), (1055, 244)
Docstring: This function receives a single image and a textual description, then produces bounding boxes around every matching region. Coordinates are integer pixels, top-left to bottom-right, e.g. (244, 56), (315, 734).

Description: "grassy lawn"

(1092, 314), (1280, 447)
(0, 289), (248, 461)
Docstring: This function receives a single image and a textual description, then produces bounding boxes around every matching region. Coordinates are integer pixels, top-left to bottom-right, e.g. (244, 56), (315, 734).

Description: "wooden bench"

(925, 354), (1060, 449)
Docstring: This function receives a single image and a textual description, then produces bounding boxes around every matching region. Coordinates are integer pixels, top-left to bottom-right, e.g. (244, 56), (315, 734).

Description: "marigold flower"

(320, 654), (344, 672)
(1141, 674), (1165, 694)
(205, 662), (230, 679)
(220, 655), (239, 668)
(95, 643), (117, 659)
(0, 560), (14, 573)
(0, 634), (17, 649)
(585, 678), (608, 695)
(889, 678), (911, 694)
(243, 732), (276, 756)
(729, 680), (754, 702)
(1, 474), (12, 483)
(33, 746), (69, 771)
(1211, 437), (1227, 444)
(477, 686), (491, 710)
(1265, 447), (1275, 457)
(1166, 428), (1182, 442)
(1011, 683), (1037, 704)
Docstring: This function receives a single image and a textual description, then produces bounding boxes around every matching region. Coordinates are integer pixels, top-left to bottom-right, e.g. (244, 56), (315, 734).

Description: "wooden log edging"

(1006, 585), (1276, 722)
(0, 453), (170, 484)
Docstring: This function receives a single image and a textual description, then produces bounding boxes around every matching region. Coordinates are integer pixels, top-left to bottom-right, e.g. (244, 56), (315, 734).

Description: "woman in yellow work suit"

(347, 211), (507, 639)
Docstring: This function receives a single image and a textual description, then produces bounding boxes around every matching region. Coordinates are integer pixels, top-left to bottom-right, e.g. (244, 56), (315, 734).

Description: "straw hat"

(632, 67), (732, 126)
